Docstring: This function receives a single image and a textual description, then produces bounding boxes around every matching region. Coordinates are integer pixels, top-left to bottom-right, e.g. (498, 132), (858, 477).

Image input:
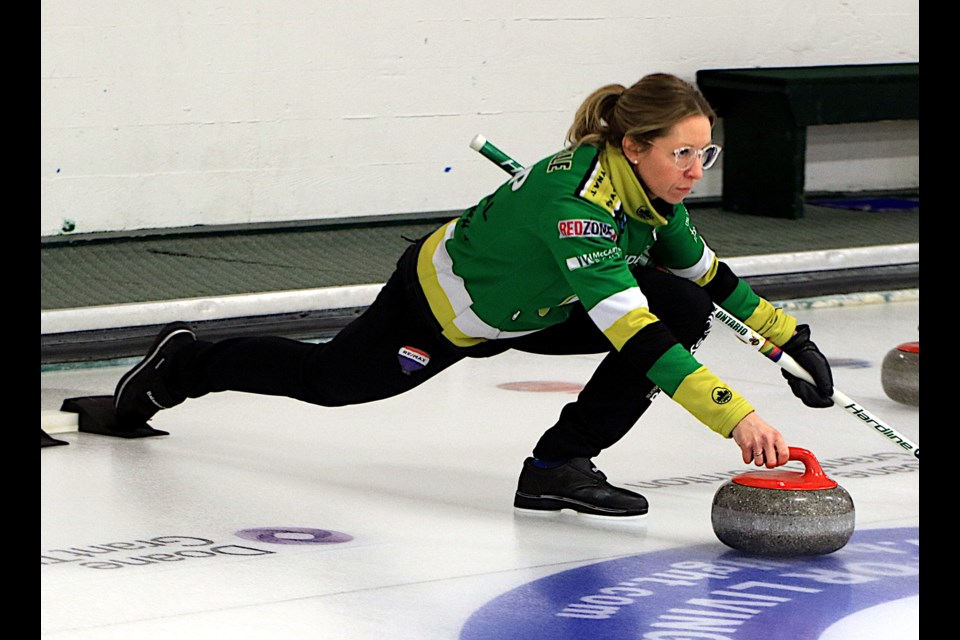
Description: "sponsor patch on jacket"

(558, 219), (617, 241)
(566, 247), (623, 271)
(398, 346), (430, 374)
(712, 387), (733, 404)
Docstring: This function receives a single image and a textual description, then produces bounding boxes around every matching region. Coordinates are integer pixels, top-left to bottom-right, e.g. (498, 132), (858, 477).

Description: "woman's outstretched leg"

(114, 242), (462, 424)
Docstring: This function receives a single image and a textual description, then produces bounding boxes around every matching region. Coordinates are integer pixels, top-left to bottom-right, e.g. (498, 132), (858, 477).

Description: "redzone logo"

(558, 219), (617, 241)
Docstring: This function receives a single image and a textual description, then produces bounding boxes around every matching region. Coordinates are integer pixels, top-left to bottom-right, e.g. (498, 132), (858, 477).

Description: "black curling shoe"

(114, 322), (196, 425)
(514, 457), (649, 518)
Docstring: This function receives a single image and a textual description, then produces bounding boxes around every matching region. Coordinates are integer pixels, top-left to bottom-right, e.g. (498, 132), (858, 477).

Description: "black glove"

(780, 324), (834, 408)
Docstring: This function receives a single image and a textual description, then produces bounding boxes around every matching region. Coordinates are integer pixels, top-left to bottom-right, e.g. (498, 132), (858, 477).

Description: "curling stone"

(881, 341), (919, 407)
(711, 447), (855, 557)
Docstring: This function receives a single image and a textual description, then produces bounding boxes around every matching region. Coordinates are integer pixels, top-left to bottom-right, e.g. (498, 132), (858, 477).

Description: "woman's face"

(624, 115), (713, 204)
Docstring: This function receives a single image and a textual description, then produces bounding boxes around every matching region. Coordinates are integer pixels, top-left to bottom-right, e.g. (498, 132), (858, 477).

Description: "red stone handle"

(789, 447), (830, 484)
(733, 446), (838, 490)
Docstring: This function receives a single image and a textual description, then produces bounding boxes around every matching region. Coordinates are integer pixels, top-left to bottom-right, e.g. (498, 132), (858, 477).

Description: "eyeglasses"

(648, 143), (722, 171)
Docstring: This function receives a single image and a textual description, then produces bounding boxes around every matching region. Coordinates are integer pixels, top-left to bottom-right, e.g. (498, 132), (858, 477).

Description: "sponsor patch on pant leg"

(398, 346), (430, 374)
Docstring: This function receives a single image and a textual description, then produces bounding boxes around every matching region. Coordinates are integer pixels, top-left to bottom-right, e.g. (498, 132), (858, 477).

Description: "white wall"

(40, 1), (920, 236)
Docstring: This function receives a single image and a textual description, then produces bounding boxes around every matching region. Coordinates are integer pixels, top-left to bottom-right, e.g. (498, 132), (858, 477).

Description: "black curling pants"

(514, 269), (714, 461)
(172, 240), (714, 461)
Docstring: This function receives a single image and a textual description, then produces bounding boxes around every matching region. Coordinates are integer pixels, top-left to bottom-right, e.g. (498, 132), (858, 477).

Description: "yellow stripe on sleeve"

(692, 254), (720, 286)
(601, 307), (660, 351)
(745, 298), (798, 347)
(670, 366), (755, 437)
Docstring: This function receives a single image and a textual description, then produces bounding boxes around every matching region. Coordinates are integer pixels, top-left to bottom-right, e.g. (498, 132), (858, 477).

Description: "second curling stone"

(881, 341), (919, 407)
(712, 447), (855, 556)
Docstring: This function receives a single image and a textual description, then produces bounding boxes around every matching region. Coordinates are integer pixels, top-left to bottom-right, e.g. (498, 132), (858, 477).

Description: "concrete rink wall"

(41, 2), (920, 235)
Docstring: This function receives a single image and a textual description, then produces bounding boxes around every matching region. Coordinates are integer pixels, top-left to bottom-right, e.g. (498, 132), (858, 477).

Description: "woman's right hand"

(731, 412), (789, 468)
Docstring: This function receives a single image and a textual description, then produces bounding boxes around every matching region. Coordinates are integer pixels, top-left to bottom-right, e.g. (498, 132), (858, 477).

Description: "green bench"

(696, 63), (919, 219)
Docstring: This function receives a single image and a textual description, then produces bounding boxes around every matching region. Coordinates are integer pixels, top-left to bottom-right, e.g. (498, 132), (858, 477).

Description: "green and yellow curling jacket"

(417, 143), (796, 437)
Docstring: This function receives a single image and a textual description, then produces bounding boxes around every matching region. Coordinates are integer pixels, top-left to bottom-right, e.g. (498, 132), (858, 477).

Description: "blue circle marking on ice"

(828, 357), (872, 369)
(235, 527), (353, 545)
(460, 526), (918, 640)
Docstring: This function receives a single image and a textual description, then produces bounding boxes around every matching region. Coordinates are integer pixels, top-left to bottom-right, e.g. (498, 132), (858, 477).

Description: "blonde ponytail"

(565, 74), (716, 150)
(565, 84), (625, 149)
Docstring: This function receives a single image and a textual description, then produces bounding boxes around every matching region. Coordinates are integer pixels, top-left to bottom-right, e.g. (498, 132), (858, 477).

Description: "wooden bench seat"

(696, 63), (919, 219)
